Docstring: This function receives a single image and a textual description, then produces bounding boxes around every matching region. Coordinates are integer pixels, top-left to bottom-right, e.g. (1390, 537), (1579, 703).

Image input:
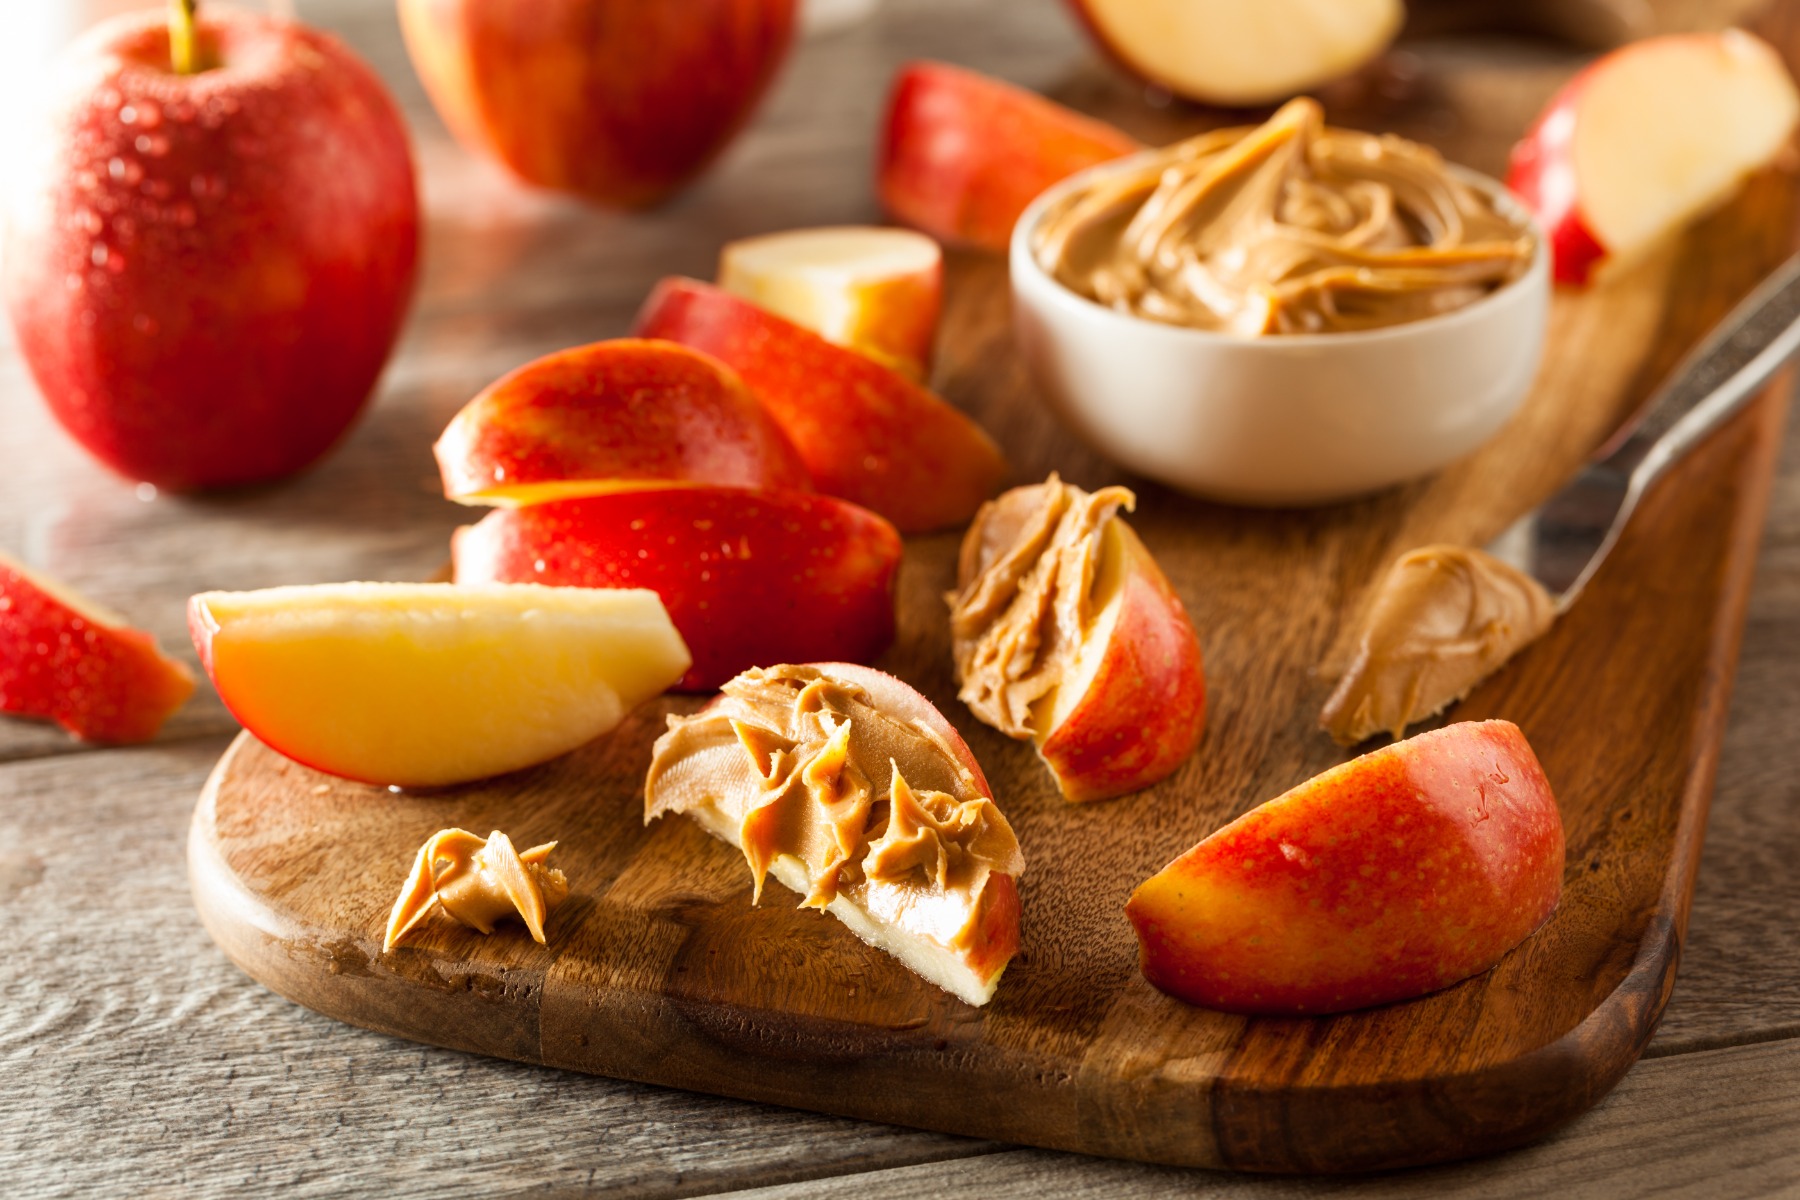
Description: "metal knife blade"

(1487, 251), (1800, 608)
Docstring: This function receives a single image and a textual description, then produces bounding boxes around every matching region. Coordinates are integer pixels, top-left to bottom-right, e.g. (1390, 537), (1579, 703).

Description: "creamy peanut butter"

(384, 829), (569, 951)
(645, 665), (1023, 954)
(1035, 97), (1534, 335)
(947, 474), (1132, 740)
(1320, 545), (1555, 746)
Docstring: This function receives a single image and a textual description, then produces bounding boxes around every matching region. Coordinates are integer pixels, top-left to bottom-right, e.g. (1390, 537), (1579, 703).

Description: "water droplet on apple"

(135, 483), (158, 501)
(79, 309), (97, 328)
(132, 313), (159, 336)
(63, 273), (82, 292)
(189, 174), (225, 199)
(135, 134), (170, 158)
(97, 88), (121, 110)
(75, 170), (99, 192)
(109, 157), (143, 185)
(142, 178), (172, 201)
(134, 102), (163, 129)
(90, 244), (109, 267)
(119, 105), (138, 126)
(75, 208), (102, 235)
(173, 202), (197, 228)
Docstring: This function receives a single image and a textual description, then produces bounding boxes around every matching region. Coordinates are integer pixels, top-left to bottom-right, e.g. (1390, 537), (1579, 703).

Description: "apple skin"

(452, 490), (902, 691)
(397, 0), (797, 209)
(877, 61), (1139, 254)
(3, 9), (419, 491)
(1040, 525), (1205, 804)
(0, 552), (194, 743)
(434, 338), (810, 505)
(633, 277), (1007, 533)
(1127, 720), (1564, 1015)
(1505, 72), (1610, 286)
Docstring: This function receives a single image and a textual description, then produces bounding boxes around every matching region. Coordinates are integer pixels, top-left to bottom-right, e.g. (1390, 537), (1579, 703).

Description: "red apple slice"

(1508, 30), (1800, 285)
(949, 478), (1205, 803)
(717, 226), (943, 381)
(1065, 0), (1402, 107)
(878, 61), (1140, 255)
(633, 277), (1007, 533)
(451, 487), (901, 691)
(0, 551), (194, 743)
(1127, 720), (1565, 1015)
(645, 662), (1022, 1005)
(189, 582), (690, 788)
(433, 338), (810, 506)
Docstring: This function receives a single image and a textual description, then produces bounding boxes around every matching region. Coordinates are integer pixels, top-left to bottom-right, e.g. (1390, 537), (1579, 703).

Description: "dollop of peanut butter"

(384, 829), (569, 951)
(644, 666), (1022, 951)
(1320, 545), (1555, 746)
(947, 474), (1132, 740)
(1035, 97), (1534, 335)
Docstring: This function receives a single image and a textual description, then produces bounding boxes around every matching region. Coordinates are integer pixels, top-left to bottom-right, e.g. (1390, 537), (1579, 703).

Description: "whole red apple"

(3, 5), (419, 491)
(398, 0), (798, 209)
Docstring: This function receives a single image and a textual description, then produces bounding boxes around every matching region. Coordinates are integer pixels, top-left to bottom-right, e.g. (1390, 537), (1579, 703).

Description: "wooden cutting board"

(188, 3), (1800, 1174)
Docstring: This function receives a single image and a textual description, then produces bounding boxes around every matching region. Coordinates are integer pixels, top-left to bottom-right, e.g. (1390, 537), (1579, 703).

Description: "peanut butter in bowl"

(1008, 97), (1551, 506)
(1033, 97), (1536, 337)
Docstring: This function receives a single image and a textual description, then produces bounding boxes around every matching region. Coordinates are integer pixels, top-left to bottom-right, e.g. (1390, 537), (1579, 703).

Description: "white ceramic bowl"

(1010, 158), (1550, 507)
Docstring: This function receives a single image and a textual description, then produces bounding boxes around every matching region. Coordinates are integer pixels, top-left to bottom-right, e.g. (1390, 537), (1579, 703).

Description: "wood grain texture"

(184, 0), (1800, 1176)
(714, 1038), (1800, 1199)
(3, 0), (1798, 1194)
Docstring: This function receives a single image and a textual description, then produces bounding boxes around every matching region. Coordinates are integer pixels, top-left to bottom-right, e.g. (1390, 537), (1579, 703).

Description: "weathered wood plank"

(709, 1038), (1800, 1199)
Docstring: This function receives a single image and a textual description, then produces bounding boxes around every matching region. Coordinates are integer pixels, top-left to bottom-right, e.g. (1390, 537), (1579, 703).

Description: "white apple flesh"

(1508, 30), (1800, 285)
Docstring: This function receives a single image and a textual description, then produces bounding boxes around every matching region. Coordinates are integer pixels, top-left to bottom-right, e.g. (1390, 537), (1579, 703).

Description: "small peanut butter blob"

(645, 665), (1022, 952)
(947, 473), (1132, 740)
(1320, 545), (1555, 746)
(383, 829), (569, 952)
(1035, 97), (1534, 336)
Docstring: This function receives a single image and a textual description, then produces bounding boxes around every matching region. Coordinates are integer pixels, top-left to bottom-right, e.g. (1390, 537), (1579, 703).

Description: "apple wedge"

(434, 338), (810, 506)
(451, 487), (901, 691)
(633, 277), (1006, 533)
(188, 582), (690, 788)
(1508, 30), (1800, 285)
(1127, 720), (1564, 1015)
(645, 662), (1023, 1006)
(718, 226), (943, 381)
(948, 476), (1205, 803)
(878, 61), (1140, 255)
(1065, 0), (1402, 107)
(0, 551), (194, 743)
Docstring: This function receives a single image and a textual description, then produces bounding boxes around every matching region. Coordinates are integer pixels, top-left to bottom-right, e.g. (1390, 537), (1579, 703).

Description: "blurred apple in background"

(397, 0), (799, 209)
(2, 1), (419, 491)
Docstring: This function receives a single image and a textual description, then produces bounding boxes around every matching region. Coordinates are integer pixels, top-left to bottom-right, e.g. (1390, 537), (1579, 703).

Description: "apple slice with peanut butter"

(947, 474), (1207, 803)
(645, 663), (1023, 1007)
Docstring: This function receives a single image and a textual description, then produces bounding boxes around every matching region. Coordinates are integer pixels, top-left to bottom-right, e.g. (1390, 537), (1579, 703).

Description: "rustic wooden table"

(3, 1), (1798, 1195)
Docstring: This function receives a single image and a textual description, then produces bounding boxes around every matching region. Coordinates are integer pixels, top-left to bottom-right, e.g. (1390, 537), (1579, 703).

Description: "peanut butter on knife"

(1321, 545), (1554, 745)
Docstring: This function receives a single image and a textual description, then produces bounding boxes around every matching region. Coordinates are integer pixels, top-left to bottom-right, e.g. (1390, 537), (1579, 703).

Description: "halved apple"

(434, 338), (809, 506)
(0, 550), (194, 743)
(645, 662), (1022, 1006)
(1127, 720), (1564, 1015)
(877, 61), (1140, 255)
(188, 582), (690, 787)
(1065, 0), (1403, 107)
(633, 277), (1006, 533)
(948, 476), (1205, 803)
(717, 226), (943, 381)
(451, 487), (901, 691)
(1507, 30), (1800, 285)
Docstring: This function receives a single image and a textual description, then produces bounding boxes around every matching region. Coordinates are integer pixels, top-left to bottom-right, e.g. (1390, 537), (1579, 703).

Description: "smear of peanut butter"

(1035, 97), (1534, 336)
(384, 829), (569, 951)
(1320, 545), (1555, 746)
(644, 665), (1022, 951)
(947, 474), (1132, 740)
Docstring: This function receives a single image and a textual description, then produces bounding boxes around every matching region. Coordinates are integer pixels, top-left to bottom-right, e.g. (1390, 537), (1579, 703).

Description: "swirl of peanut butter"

(384, 829), (569, 951)
(645, 666), (1023, 949)
(947, 474), (1133, 740)
(1320, 545), (1555, 745)
(1034, 97), (1534, 336)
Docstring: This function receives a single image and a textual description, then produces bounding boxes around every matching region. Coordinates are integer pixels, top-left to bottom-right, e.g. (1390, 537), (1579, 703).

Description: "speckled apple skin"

(1127, 720), (1564, 1015)
(1506, 69), (1609, 285)
(452, 488), (901, 691)
(0, 557), (193, 743)
(3, 10), (418, 490)
(434, 338), (809, 503)
(633, 278), (1007, 534)
(1038, 524), (1205, 804)
(877, 61), (1139, 254)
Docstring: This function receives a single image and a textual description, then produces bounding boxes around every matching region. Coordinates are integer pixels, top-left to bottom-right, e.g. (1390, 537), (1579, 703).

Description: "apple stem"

(169, 0), (198, 75)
